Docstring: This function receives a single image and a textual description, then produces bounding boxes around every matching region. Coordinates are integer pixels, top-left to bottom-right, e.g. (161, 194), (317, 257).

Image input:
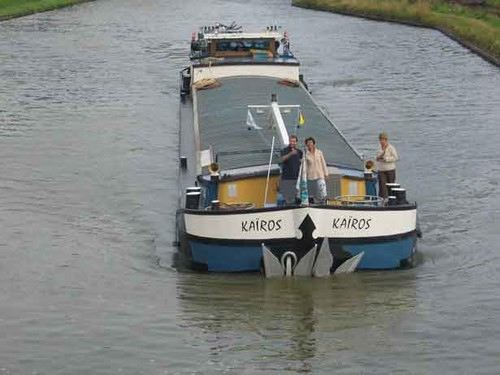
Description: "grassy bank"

(0, 0), (93, 21)
(293, 0), (500, 65)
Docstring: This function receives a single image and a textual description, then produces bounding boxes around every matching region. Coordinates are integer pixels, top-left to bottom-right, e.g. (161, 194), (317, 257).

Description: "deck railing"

(330, 195), (383, 207)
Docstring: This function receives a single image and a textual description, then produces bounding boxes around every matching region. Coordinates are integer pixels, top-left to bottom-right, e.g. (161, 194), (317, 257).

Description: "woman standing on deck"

(304, 137), (329, 204)
(376, 132), (399, 198)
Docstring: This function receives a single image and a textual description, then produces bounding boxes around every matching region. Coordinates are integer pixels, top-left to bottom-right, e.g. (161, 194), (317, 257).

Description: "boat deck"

(195, 76), (363, 172)
(191, 56), (300, 68)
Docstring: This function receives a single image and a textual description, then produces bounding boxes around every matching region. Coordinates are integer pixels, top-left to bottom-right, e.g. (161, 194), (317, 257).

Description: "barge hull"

(180, 232), (417, 272)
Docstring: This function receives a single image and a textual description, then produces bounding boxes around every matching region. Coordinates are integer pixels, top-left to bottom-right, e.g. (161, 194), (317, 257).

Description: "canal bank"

(293, 0), (500, 66)
(0, 0), (94, 21)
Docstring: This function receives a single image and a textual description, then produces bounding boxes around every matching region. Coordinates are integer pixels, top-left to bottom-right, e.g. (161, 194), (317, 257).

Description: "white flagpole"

(263, 136), (275, 206)
(300, 148), (309, 205)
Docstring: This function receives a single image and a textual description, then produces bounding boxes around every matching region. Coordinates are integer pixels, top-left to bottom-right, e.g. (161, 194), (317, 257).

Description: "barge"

(176, 23), (418, 276)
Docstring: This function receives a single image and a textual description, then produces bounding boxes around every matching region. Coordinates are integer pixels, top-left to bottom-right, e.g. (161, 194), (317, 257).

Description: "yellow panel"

(218, 176), (280, 208)
(340, 177), (366, 197)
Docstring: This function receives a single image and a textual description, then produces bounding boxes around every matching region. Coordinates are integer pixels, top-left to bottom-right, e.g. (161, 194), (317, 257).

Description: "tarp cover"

(196, 76), (363, 171)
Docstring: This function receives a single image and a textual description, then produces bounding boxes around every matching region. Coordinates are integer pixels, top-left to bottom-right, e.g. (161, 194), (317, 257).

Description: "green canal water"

(0, 0), (499, 373)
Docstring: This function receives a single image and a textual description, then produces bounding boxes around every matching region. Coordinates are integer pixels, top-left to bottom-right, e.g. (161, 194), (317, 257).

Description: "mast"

(248, 94), (301, 147)
(270, 94), (290, 146)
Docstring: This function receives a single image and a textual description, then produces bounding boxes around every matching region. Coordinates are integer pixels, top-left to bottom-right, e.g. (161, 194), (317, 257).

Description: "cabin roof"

(195, 76), (363, 172)
(203, 32), (283, 40)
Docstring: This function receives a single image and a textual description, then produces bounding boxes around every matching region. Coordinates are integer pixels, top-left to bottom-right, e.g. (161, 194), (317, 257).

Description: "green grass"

(0, 0), (93, 20)
(293, 0), (500, 64)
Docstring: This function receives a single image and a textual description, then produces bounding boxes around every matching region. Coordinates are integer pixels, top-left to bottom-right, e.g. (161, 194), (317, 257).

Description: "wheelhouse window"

(215, 39), (271, 52)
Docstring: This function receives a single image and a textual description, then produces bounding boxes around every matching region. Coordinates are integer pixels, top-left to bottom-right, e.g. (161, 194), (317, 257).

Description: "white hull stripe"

(184, 207), (417, 240)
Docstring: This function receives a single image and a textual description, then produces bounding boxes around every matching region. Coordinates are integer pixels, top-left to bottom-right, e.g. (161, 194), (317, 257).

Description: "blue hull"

(187, 242), (263, 272)
(185, 235), (417, 272)
(343, 237), (417, 269)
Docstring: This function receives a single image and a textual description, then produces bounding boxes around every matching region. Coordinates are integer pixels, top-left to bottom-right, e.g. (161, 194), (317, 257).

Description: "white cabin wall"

(193, 65), (299, 82)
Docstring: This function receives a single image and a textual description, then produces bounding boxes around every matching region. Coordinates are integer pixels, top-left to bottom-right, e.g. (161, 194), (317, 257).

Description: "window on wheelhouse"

(212, 38), (275, 57)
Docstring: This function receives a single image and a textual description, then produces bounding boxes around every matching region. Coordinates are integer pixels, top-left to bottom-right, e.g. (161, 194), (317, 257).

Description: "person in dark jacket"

(280, 134), (303, 205)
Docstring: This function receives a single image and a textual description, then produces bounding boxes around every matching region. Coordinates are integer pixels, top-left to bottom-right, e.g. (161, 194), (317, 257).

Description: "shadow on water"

(176, 270), (417, 372)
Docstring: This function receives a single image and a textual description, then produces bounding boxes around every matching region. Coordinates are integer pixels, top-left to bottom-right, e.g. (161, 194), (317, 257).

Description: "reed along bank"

(293, 0), (500, 66)
(0, 0), (93, 21)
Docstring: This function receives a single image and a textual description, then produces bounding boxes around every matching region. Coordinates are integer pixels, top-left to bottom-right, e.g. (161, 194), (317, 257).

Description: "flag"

(296, 150), (309, 205)
(297, 110), (305, 127)
(246, 109), (262, 130)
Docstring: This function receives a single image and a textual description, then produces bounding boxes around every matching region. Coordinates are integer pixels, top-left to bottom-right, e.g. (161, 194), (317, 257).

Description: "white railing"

(332, 195), (383, 207)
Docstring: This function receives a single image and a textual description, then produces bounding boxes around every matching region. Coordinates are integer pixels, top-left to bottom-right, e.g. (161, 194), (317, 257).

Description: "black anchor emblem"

(296, 214), (318, 254)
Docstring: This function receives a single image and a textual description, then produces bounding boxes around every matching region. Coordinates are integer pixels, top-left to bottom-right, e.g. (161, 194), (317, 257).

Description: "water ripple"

(0, 0), (499, 373)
